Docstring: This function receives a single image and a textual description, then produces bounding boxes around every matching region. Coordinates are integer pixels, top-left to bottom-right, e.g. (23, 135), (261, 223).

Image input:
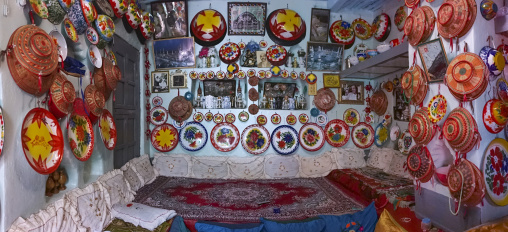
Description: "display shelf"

(340, 41), (409, 80)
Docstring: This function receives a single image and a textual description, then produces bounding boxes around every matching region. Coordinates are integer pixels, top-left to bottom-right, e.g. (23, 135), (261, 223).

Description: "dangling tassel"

(38, 71), (42, 93)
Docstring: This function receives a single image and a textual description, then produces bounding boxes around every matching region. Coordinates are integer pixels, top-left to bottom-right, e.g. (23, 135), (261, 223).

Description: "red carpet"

(134, 176), (364, 222)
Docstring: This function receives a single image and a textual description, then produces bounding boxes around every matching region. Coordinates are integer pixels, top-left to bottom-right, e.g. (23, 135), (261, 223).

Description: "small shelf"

(340, 41), (409, 79)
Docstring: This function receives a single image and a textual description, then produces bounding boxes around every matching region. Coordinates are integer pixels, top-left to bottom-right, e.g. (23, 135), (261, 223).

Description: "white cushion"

(367, 147), (394, 170)
(334, 148), (366, 169)
(121, 162), (144, 192)
(153, 153), (191, 177)
(97, 169), (135, 205)
(228, 156), (265, 179)
(299, 152), (337, 177)
(111, 202), (177, 231)
(264, 154), (300, 178)
(191, 156), (229, 179)
(7, 214), (44, 232)
(385, 152), (410, 178)
(65, 183), (111, 232)
(131, 154), (157, 184)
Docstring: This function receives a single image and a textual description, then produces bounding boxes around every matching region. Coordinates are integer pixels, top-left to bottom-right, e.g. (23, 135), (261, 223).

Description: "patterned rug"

(134, 176), (363, 222)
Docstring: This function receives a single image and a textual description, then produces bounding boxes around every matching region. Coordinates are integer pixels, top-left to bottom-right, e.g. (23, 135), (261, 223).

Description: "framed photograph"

(153, 37), (195, 69)
(151, 71), (170, 93)
(170, 69), (187, 88)
(337, 80), (364, 105)
(310, 8), (330, 42)
(228, 2), (267, 35)
(394, 87), (410, 121)
(306, 42), (344, 71)
(256, 51), (271, 68)
(203, 80), (236, 98)
(323, 73), (340, 88)
(417, 38), (448, 83)
(151, 1), (188, 40)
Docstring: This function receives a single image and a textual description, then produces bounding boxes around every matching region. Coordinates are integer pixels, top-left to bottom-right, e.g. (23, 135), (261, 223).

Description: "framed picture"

(337, 80), (364, 105)
(256, 51), (271, 68)
(170, 69), (187, 88)
(306, 42), (344, 71)
(203, 80), (236, 98)
(151, 1), (188, 40)
(417, 38), (448, 83)
(153, 37), (195, 69)
(394, 87), (410, 121)
(151, 71), (170, 93)
(228, 2), (267, 35)
(310, 8), (330, 42)
(323, 73), (340, 88)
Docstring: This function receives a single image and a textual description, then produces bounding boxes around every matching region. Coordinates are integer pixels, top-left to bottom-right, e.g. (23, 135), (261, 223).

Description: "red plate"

(266, 9), (306, 46)
(324, 119), (350, 147)
(257, 115), (267, 125)
(205, 112), (213, 121)
(193, 112), (204, 122)
(210, 122), (240, 152)
(299, 123), (325, 151)
(299, 113), (309, 124)
(287, 114), (297, 125)
(351, 122), (375, 149)
(21, 108), (64, 174)
(150, 106), (168, 126)
(190, 9), (227, 46)
(405, 0), (420, 8)
(213, 113), (224, 123)
(68, 114), (94, 161)
(151, 123), (178, 152)
(225, 113), (236, 123)
(99, 109), (117, 150)
(271, 113), (281, 124)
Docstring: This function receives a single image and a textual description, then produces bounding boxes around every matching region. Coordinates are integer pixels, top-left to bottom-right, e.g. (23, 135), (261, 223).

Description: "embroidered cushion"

(111, 202), (177, 231)
(121, 161), (144, 191)
(228, 156), (265, 179)
(385, 152), (410, 178)
(367, 147), (394, 170)
(191, 156), (229, 179)
(153, 153), (191, 177)
(299, 152), (337, 177)
(97, 169), (135, 205)
(334, 148), (367, 169)
(65, 182), (112, 231)
(131, 154), (157, 184)
(264, 154), (300, 178)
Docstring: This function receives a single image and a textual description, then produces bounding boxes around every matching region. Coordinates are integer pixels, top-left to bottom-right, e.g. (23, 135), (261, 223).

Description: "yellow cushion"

(467, 215), (508, 232)
(374, 209), (407, 232)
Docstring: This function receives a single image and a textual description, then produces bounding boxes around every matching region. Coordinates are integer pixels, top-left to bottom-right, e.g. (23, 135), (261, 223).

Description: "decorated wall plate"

(207, 70), (215, 79)
(271, 125), (299, 155)
(22, 108), (64, 174)
(190, 9), (226, 46)
(247, 69), (256, 77)
(299, 123), (325, 151)
(63, 18), (79, 43)
(324, 119), (350, 147)
(287, 114), (297, 125)
(299, 113), (309, 124)
(227, 72), (235, 79)
(372, 13), (391, 42)
(483, 138), (508, 206)
(210, 122), (240, 152)
(390, 125), (400, 141)
(152, 96), (163, 106)
(238, 41), (246, 49)
(68, 114), (94, 161)
(150, 106), (168, 126)
(374, 123), (389, 147)
(49, 30), (68, 61)
(213, 113), (224, 123)
(352, 18), (372, 40)
(352, 122), (375, 149)
(281, 69), (289, 78)
(198, 72), (207, 81)
(219, 42), (241, 64)
(299, 71), (306, 80)
(193, 112), (204, 122)
(266, 8), (306, 46)
(239, 111), (249, 122)
(497, 78), (508, 102)
(265, 70), (273, 79)
(88, 45), (102, 68)
(216, 70), (225, 79)
(189, 71), (198, 80)
(344, 108), (360, 127)
(306, 73), (317, 84)
(316, 112), (328, 127)
(241, 124), (271, 155)
(290, 71), (298, 80)
(398, 130), (415, 154)
(329, 20), (355, 47)
(30, 0), (49, 19)
(173, 120), (187, 130)
(271, 113), (281, 124)
(99, 109), (116, 150)
(259, 40), (268, 48)
(178, 122), (207, 151)
(237, 70), (246, 79)
(257, 115), (267, 125)
(364, 112), (374, 124)
(395, 6), (407, 32)
(428, 95), (447, 123)
(225, 113), (236, 123)
(0, 107), (3, 157)
(205, 112), (213, 121)
(227, 63), (239, 74)
(266, 45), (288, 66)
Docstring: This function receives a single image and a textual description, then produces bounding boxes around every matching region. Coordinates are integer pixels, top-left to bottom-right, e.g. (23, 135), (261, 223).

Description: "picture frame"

(323, 73), (340, 88)
(337, 80), (364, 105)
(153, 37), (195, 69)
(306, 42), (344, 71)
(256, 51), (271, 68)
(393, 87), (410, 122)
(151, 71), (170, 93)
(151, 0), (188, 40)
(170, 69), (188, 88)
(227, 2), (267, 36)
(417, 38), (448, 83)
(310, 8), (330, 42)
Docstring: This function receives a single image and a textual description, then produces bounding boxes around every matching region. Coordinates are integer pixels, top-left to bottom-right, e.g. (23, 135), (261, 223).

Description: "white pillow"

(65, 183), (112, 232)
(152, 153), (191, 177)
(385, 152), (409, 178)
(299, 152), (337, 177)
(264, 154), (300, 178)
(334, 148), (366, 169)
(97, 169), (135, 205)
(121, 161), (144, 192)
(111, 202), (177, 231)
(131, 154), (157, 184)
(191, 156), (229, 179)
(7, 214), (44, 232)
(367, 147), (394, 170)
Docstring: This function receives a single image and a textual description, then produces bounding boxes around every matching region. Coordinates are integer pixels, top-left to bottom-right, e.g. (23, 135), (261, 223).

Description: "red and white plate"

(198, 72), (207, 81)
(258, 70), (266, 79)
(287, 114), (297, 125)
(193, 112), (204, 122)
(150, 106), (168, 126)
(68, 114), (94, 161)
(207, 71), (215, 79)
(324, 119), (350, 147)
(271, 113), (281, 124)
(216, 71), (225, 79)
(205, 112), (213, 121)
(189, 71), (198, 80)
(210, 122), (240, 152)
(352, 122), (375, 149)
(247, 69), (256, 77)
(299, 113), (309, 124)
(299, 123), (325, 151)
(257, 114), (267, 125)
(213, 113), (224, 123)
(151, 123), (178, 152)
(225, 113), (236, 123)
(241, 124), (271, 155)
(99, 109), (117, 150)
(291, 71), (298, 80)
(152, 96), (163, 106)
(238, 70), (246, 79)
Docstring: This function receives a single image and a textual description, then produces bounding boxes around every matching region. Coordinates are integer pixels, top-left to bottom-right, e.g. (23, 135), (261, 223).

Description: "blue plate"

(310, 107), (320, 117)
(271, 125), (299, 155)
(374, 123), (388, 147)
(179, 122), (207, 152)
(184, 92), (193, 101)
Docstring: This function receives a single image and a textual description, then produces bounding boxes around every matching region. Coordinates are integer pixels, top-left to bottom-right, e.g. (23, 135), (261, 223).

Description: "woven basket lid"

(50, 72), (76, 117)
(446, 52), (485, 95)
(84, 84), (105, 117)
(370, 89), (388, 115)
(168, 96), (189, 118)
(437, 0), (469, 39)
(465, 160), (485, 206)
(458, 0), (477, 38)
(249, 88), (259, 101)
(219, 42), (241, 64)
(168, 98), (192, 122)
(448, 158), (476, 202)
(248, 104), (259, 115)
(190, 9), (226, 46)
(421, 6), (436, 42)
(408, 8), (426, 46)
(405, 0), (420, 8)
(103, 58), (120, 90)
(248, 76), (259, 86)
(407, 145), (434, 182)
(329, 20), (355, 47)
(266, 9), (306, 46)
(314, 88), (336, 112)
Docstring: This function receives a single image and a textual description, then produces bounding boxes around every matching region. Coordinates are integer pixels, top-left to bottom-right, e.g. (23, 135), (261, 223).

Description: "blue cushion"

(195, 221), (264, 232)
(260, 217), (326, 232)
(169, 216), (190, 232)
(319, 202), (378, 232)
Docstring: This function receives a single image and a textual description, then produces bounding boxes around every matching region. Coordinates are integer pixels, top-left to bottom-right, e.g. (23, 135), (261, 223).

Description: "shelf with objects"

(340, 41), (409, 79)
(191, 78), (248, 110)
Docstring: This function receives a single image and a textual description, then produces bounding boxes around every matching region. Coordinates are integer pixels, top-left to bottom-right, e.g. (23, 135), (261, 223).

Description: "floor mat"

(134, 176), (364, 222)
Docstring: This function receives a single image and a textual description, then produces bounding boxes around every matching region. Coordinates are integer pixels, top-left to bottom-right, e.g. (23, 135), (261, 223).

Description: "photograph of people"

(152, 72), (169, 93)
(342, 84), (359, 100)
(257, 51), (271, 68)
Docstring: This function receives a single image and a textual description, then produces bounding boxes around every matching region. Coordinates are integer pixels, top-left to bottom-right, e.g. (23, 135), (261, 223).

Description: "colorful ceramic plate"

(152, 96), (163, 106)
(189, 71), (198, 80)
(299, 71), (306, 80)
(86, 27), (100, 45)
(428, 95), (447, 123)
(107, 51), (117, 65)
(238, 41), (246, 49)
(398, 130), (415, 154)
(258, 70), (266, 79)
(88, 45), (102, 68)
(210, 122), (240, 152)
(265, 70), (272, 79)
(68, 114), (94, 161)
(62, 18), (79, 43)
(271, 125), (299, 155)
(150, 106), (168, 126)
(49, 30), (68, 61)
(241, 124), (270, 155)
(281, 69), (289, 78)
(216, 71), (225, 80)
(483, 138), (508, 206)
(259, 40), (268, 48)
(306, 73), (317, 84)
(213, 113), (224, 123)
(178, 122), (207, 152)
(352, 18), (372, 40)
(344, 108), (360, 127)
(324, 119), (350, 147)
(205, 112), (213, 121)
(0, 107), (3, 157)
(227, 73), (235, 79)
(172, 120), (187, 130)
(99, 109), (116, 150)
(207, 71), (215, 79)
(287, 114), (297, 125)
(198, 72), (207, 81)
(390, 125), (400, 141)
(271, 113), (281, 124)
(497, 78), (508, 102)
(247, 69), (256, 77)
(291, 71), (298, 80)
(299, 123), (325, 151)
(239, 111), (249, 122)
(257, 115), (267, 125)
(352, 122), (375, 149)
(21, 108), (64, 174)
(374, 123), (389, 147)
(193, 112), (204, 122)
(30, 0), (49, 19)
(316, 112), (328, 127)
(299, 113), (309, 124)
(395, 6), (407, 31)
(364, 112), (374, 124)
(225, 113), (236, 123)
(238, 70), (246, 79)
